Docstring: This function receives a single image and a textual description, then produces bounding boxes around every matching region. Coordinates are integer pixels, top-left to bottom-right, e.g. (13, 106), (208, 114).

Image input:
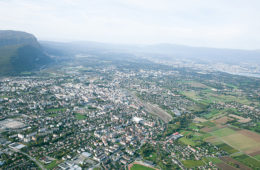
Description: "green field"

(46, 108), (66, 113)
(223, 133), (260, 152)
(254, 154), (260, 161)
(203, 108), (240, 119)
(130, 164), (155, 170)
(75, 113), (86, 120)
(188, 124), (200, 130)
(183, 91), (200, 100)
(201, 121), (216, 127)
(184, 81), (210, 89)
(200, 133), (212, 140)
(211, 128), (236, 137)
(179, 137), (196, 146)
(217, 143), (239, 154)
(182, 160), (205, 168)
(203, 157), (222, 164)
(182, 90), (251, 106)
(180, 131), (209, 146)
(208, 127), (260, 156)
(181, 131), (193, 136)
(191, 133), (206, 141)
(233, 154), (260, 169)
(93, 168), (101, 170)
(203, 109), (221, 119)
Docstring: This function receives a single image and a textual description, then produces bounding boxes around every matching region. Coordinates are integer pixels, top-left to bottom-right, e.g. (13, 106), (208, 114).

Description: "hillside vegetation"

(0, 30), (52, 75)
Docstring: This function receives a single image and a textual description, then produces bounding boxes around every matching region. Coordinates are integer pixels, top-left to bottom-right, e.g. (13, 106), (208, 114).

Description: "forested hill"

(0, 30), (52, 75)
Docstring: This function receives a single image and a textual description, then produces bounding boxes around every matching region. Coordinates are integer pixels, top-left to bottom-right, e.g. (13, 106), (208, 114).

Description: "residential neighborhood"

(0, 60), (259, 169)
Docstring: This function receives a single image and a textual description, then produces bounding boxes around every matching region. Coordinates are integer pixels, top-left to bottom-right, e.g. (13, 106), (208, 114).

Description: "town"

(0, 58), (260, 170)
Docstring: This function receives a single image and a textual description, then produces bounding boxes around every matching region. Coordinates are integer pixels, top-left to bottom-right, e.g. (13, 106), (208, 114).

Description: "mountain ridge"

(40, 40), (260, 65)
(0, 30), (52, 75)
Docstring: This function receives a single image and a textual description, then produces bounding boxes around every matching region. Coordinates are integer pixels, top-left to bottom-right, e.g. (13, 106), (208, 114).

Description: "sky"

(0, 0), (260, 49)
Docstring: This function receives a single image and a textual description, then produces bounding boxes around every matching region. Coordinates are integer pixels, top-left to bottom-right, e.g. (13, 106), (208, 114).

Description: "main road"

(10, 148), (46, 170)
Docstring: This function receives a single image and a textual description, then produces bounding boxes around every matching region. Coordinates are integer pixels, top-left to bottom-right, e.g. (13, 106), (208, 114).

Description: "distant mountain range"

(0, 30), (52, 75)
(0, 30), (259, 76)
(41, 40), (260, 77)
(139, 43), (260, 65)
(41, 40), (260, 65)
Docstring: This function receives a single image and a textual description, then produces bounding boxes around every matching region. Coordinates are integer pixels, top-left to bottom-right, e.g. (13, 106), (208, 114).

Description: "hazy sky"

(0, 0), (260, 49)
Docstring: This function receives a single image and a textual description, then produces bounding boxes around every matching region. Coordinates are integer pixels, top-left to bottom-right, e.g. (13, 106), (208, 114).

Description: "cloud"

(0, 0), (259, 49)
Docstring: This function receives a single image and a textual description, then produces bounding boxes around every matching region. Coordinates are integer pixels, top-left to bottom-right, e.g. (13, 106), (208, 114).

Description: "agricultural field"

(180, 130), (193, 136)
(203, 109), (222, 119)
(193, 117), (207, 123)
(211, 127), (236, 137)
(179, 137), (196, 146)
(197, 115), (260, 169)
(180, 131), (210, 146)
(254, 154), (260, 161)
(182, 160), (205, 168)
(187, 123), (201, 131)
(213, 116), (234, 125)
(224, 133), (260, 153)
(203, 157), (222, 164)
(203, 108), (240, 120)
(233, 154), (260, 169)
(182, 89), (252, 106)
(183, 81), (210, 89)
(215, 162), (237, 170)
(216, 143), (239, 154)
(207, 128), (260, 155)
(219, 156), (252, 170)
(201, 121), (216, 127)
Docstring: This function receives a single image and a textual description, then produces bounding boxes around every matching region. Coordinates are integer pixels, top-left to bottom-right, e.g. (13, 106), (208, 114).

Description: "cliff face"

(0, 30), (52, 75)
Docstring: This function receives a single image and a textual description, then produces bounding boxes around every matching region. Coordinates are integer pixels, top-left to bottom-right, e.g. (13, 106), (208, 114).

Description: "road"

(10, 148), (46, 170)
